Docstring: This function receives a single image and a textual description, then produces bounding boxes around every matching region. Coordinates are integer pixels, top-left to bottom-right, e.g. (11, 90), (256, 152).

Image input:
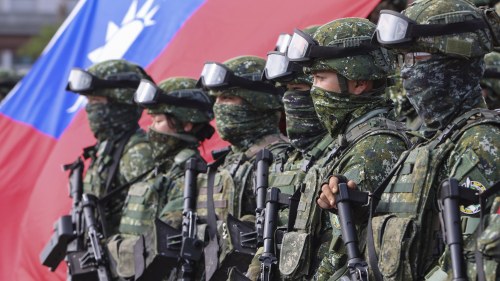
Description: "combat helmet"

(201, 55), (283, 111)
(375, 0), (495, 58)
(481, 51), (500, 108)
(147, 77), (214, 124)
(86, 59), (152, 105)
(306, 18), (394, 81)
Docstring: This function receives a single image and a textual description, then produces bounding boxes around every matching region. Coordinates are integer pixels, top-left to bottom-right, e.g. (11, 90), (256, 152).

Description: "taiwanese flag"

(0, 0), (380, 280)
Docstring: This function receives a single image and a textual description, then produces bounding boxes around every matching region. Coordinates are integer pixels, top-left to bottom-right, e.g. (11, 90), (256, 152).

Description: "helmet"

(401, 0), (493, 58)
(148, 77), (214, 123)
(290, 25), (319, 85)
(87, 59), (151, 105)
(481, 51), (500, 107)
(308, 17), (394, 81)
(211, 55), (282, 110)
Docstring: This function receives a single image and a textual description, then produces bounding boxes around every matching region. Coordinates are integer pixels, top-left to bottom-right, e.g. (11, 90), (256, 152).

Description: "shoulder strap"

(301, 134), (333, 172)
(437, 108), (500, 146)
(104, 130), (137, 194)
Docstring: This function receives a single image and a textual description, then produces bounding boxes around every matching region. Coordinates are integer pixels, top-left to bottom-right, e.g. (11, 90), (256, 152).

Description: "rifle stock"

(439, 178), (479, 281)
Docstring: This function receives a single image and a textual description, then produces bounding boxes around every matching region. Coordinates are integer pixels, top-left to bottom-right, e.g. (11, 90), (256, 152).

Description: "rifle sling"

(205, 156), (226, 280)
(104, 129), (137, 194)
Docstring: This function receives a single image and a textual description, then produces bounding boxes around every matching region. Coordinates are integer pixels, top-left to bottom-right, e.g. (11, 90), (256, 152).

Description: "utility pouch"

(279, 232), (311, 278)
(372, 215), (417, 281)
(133, 219), (179, 281)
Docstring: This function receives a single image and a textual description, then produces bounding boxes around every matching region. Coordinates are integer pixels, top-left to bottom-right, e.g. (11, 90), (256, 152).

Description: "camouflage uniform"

(386, 69), (422, 130)
(368, 1), (500, 280)
(276, 18), (411, 281)
(197, 56), (290, 280)
(105, 77), (214, 279)
(481, 51), (500, 109)
(246, 26), (337, 278)
(79, 60), (154, 238)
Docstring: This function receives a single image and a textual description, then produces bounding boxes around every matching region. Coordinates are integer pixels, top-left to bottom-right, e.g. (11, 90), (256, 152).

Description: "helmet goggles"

(66, 68), (141, 93)
(374, 9), (488, 45)
(198, 62), (280, 95)
(134, 79), (213, 111)
(286, 28), (378, 64)
(275, 33), (292, 53)
(264, 51), (303, 82)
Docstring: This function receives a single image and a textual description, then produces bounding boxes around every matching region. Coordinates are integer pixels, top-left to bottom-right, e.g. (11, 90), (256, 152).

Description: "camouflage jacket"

(107, 146), (200, 279)
(282, 110), (411, 281)
(83, 128), (153, 237)
(361, 108), (500, 281)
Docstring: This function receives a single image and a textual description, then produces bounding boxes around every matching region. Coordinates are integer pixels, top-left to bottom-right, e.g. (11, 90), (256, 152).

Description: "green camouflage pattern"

(402, 55), (486, 130)
(85, 102), (142, 141)
(108, 148), (199, 279)
(213, 103), (281, 150)
(481, 51), (500, 109)
(371, 111), (500, 280)
(83, 129), (154, 237)
(209, 56), (282, 111)
(310, 86), (388, 138)
(306, 18), (394, 81)
(400, 0), (493, 58)
(87, 59), (151, 105)
(147, 77), (213, 123)
(147, 127), (197, 163)
(386, 70), (422, 130)
(283, 90), (327, 151)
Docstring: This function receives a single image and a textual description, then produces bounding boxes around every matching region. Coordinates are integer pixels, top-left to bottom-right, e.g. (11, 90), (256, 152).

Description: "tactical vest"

(118, 148), (197, 235)
(83, 130), (149, 236)
(371, 109), (500, 281)
(196, 134), (290, 221)
(279, 113), (411, 280)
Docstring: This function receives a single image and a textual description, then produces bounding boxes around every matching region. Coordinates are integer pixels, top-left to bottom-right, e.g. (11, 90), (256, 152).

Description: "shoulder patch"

(460, 177), (487, 215)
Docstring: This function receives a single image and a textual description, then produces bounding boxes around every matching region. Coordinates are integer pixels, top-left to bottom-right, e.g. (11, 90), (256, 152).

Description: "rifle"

(259, 187), (299, 281)
(336, 182), (369, 281)
(439, 178), (479, 281)
(40, 157), (85, 271)
(134, 157), (207, 281)
(82, 194), (112, 281)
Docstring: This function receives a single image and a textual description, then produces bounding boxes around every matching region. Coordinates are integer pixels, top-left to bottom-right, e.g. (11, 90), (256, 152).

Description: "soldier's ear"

(351, 80), (371, 95)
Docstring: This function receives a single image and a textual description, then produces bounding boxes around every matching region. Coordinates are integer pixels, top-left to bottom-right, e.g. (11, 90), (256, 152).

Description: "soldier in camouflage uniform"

(105, 77), (215, 279)
(318, 1), (500, 280)
(198, 55), (290, 279)
(245, 25), (341, 280)
(67, 59), (154, 239)
(277, 18), (411, 280)
(0, 70), (21, 102)
(481, 51), (500, 109)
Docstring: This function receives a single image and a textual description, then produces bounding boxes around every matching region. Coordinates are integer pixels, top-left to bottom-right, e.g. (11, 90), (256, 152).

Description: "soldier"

(319, 1), (500, 280)
(105, 77), (215, 279)
(481, 51), (500, 110)
(245, 25), (338, 280)
(279, 17), (411, 280)
(66, 59), (154, 238)
(198, 55), (290, 279)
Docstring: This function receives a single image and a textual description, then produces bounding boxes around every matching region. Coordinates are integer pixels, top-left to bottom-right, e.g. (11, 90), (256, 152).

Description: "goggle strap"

(155, 91), (212, 111)
(483, 69), (500, 79)
(230, 74), (280, 95)
(410, 18), (487, 38)
(308, 44), (378, 59)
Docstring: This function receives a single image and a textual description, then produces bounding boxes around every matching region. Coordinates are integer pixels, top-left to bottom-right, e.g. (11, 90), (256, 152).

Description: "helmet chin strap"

(337, 74), (350, 95)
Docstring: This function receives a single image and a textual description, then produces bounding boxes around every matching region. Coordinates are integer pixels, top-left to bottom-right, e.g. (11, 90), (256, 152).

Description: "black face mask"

(402, 55), (484, 130)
